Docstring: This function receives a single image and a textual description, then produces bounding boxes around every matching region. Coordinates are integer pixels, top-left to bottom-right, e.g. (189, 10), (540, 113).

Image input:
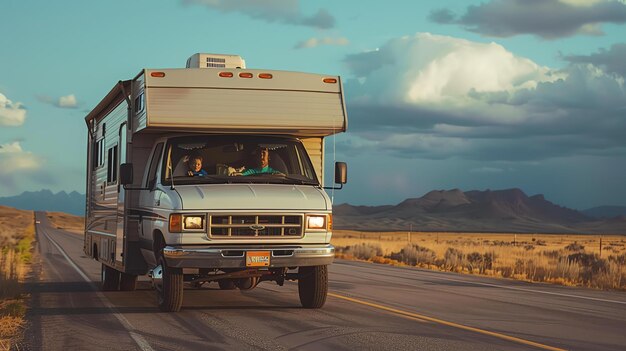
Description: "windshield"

(161, 135), (319, 186)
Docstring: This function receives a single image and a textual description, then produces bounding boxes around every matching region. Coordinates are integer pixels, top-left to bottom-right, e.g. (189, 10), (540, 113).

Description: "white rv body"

(84, 54), (347, 310)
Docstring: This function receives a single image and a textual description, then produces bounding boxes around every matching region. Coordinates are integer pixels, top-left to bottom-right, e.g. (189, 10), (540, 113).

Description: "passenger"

(187, 155), (208, 177)
(237, 148), (281, 176)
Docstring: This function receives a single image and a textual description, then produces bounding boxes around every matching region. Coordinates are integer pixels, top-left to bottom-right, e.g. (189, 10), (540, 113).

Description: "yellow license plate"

(246, 251), (270, 267)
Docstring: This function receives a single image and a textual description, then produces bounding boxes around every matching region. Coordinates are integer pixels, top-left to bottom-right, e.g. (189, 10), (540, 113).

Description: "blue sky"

(1, 0), (625, 210)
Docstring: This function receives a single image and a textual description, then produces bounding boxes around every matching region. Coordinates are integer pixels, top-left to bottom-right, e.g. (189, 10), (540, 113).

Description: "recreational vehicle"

(84, 53), (347, 311)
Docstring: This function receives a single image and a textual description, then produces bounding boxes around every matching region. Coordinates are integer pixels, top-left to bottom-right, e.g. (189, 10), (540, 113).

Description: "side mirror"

(334, 162), (347, 184)
(120, 163), (133, 186)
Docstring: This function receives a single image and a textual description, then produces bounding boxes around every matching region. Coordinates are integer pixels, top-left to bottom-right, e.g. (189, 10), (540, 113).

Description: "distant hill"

(582, 206), (626, 219)
(334, 188), (626, 234)
(0, 190), (85, 216)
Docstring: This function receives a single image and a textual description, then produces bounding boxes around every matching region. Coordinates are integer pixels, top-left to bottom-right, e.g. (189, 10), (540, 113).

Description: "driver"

(238, 148), (281, 176)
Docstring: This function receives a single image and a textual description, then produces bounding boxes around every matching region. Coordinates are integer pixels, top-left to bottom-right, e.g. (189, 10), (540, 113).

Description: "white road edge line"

(340, 261), (626, 305)
(41, 229), (155, 351)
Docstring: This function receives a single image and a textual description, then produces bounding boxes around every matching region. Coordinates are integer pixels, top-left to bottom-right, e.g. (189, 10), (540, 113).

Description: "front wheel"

(155, 257), (183, 312)
(298, 265), (328, 309)
(101, 263), (120, 291)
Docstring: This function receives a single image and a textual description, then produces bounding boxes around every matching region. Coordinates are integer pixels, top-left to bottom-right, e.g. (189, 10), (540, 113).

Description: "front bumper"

(163, 244), (334, 269)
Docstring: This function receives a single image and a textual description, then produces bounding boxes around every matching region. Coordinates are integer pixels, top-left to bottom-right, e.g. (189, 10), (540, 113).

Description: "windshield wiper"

(276, 175), (318, 185)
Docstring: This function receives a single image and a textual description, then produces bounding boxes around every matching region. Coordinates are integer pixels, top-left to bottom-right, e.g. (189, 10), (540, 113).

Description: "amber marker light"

(169, 214), (182, 233)
(323, 78), (337, 83)
(151, 72), (166, 78)
(219, 72), (234, 78)
(258, 73), (273, 79)
(239, 72), (253, 78)
(328, 214), (333, 230)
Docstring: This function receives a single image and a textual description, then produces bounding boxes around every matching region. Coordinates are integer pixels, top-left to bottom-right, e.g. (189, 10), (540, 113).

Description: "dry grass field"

(46, 211), (84, 235)
(0, 206), (34, 350)
(332, 230), (626, 291)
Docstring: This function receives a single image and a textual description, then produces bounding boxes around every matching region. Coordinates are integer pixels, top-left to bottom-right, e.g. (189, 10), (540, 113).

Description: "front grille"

(209, 214), (303, 238)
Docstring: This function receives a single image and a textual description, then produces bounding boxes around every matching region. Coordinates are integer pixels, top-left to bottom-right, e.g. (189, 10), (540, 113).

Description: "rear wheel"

(155, 257), (183, 312)
(101, 263), (120, 291)
(218, 279), (237, 290)
(120, 273), (138, 291)
(298, 265), (328, 308)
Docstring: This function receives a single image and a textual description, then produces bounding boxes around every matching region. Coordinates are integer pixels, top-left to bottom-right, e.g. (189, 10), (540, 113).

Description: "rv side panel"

(132, 72), (148, 133)
(301, 137), (323, 186)
(86, 100), (127, 265)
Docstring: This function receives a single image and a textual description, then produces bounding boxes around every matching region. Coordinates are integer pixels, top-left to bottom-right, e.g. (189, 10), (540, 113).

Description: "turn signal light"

(169, 214), (182, 233)
(151, 72), (166, 78)
(323, 78), (337, 83)
(239, 72), (253, 78)
(219, 72), (234, 78)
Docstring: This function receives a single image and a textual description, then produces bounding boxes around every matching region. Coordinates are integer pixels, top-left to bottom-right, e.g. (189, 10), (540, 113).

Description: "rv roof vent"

(186, 53), (246, 69)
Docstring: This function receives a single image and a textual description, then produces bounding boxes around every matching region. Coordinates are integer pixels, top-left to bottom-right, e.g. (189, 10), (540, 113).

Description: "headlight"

(183, 215), (204, 230)
(169, 214), (205, 232)
(307, 215), (326, 229)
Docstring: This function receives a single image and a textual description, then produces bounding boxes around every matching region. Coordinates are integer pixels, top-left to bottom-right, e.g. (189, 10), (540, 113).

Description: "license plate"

(246, 251), (270, 267)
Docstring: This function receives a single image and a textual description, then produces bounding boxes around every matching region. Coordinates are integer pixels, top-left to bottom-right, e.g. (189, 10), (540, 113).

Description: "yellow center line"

(328, 292), (566, 351)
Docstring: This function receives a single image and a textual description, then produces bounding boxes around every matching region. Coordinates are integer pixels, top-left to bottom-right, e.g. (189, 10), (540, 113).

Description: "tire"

(120, 273), (138, 291)
(156, 257), (183, 312)
(298, 265), (328, 309)
(101, 263), (120, 291)
(218, 279), (237, 290)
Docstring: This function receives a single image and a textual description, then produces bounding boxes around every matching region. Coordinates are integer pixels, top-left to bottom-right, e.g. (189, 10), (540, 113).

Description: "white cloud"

(0, 142), (39, 173)
(37, 93), (79, 108)
(58, 94), (78, 108)
(342, 33), (626, 161)
(0, 93), (27, 126)
(0, 141), (40, 190)
(183, 0), (335, 29)
(295, 37), (349, 49)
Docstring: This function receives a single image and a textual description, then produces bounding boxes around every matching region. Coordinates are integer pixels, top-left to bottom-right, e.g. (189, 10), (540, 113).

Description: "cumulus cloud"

(563, 43), (626, 77)
(0, 141), (41, 189)
(37, 93), (79, 108)
(0, 93), (27, 126)
(183, 0), (335, 29)
(57, 94), (78, 108)
(429, 0), (626, 39)
(342, 33), (626, 161)
(294, 36), (349, 49)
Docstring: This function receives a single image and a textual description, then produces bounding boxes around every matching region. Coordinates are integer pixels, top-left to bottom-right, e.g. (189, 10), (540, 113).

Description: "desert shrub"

(524, 245), (535, 251)
(389, 244), (436, 266)
(566, 253), (609, 284)
(543, 250), (561, 259)
(565, 242), (585, 251)
(466, 251), (494, 273)
(443, 247), (465, 271)
(609, 253), (626, 265)
(343, 243), (383, 260)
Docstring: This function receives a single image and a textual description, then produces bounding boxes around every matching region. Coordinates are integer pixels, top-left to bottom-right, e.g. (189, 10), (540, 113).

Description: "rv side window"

(93, 138), (105, 170)
(146, 143), (164, 188)
(134, 93), (144, 114)
(106, 145), (118, 184)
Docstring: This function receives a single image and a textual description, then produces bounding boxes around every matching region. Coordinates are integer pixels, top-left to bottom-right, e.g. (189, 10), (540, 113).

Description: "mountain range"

(0, 188), (625, 234)
(334, 188), (626, 234)
(0, 190), (85, 216)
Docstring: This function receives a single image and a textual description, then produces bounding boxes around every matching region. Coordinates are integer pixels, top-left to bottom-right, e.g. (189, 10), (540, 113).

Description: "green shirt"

(241, 166), (279, 176)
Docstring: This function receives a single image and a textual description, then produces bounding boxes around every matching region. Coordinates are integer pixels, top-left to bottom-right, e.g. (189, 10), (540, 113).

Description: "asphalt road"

(23, 212), (626, 350)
